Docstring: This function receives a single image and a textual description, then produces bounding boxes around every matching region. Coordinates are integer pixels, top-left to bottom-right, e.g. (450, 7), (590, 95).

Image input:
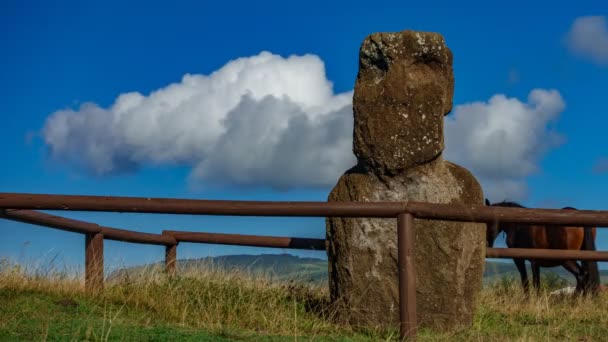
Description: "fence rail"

(1, 192), (608, 341)
(3, 193), (608, 225)
(486, 247), (608, 260)
(1, 209), (176, 245)
(165, 230), (327, 250)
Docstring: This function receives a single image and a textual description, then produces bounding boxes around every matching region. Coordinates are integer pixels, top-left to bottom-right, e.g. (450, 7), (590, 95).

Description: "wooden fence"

(1, 192), (608, 340)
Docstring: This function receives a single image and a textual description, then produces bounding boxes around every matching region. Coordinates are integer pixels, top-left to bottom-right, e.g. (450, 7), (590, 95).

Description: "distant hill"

(108, 254), (608, 286)
(108, 254), (328, 284)
(483, 260), (608, 285)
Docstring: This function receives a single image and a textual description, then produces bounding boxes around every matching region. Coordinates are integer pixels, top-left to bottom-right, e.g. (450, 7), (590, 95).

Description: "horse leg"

(581, 226), (600, 295)
(514, 258), (529, 295)
(531, 261), (541, 294)
(561, 260), (585, 294)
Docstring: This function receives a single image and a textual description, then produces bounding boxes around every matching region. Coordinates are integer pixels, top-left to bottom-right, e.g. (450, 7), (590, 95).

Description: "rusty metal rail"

(0, 193), (406, 217)
(2, 192), (608, 341)
(2, 192), (608, 226)
(165, 230), (327, 250)
(406, 201), (608, 226)
(486, 247), (608, 260)
(1, 209), (176, 245)
(4, 208), (606, 261)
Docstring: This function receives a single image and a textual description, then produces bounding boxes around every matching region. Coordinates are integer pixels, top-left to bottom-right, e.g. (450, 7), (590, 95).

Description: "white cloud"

(42, 52), (566, 197)
(43, 51), (355, 188)
(565, 15), (608, 66)
(444, 89), (566, 202)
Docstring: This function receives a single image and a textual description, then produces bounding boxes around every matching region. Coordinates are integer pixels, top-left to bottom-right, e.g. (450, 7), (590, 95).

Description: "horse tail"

(581, 226), (600, 295)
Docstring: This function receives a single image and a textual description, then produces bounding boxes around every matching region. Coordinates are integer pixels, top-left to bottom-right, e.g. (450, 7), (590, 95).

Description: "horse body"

(528, 224), (595, 267)
(485, 199), (599, 295)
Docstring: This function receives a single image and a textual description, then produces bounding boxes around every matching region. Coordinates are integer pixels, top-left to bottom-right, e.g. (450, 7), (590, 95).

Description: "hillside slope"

(109, 254), (608, 285)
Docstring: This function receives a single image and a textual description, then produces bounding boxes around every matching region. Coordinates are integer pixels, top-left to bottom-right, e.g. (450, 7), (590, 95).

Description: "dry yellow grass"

(1, 258), (606, 341)
(0, 258), (391, 341)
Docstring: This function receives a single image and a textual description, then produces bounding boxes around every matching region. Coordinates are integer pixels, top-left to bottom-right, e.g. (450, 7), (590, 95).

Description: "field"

(1, 256), (607, 341)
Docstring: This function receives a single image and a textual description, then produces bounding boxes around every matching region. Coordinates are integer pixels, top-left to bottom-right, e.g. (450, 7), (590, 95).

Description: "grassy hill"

(109, 254), (608, 286)
(3, 257), (608, 341)
(109, 253), (328, 284)
(483, 260), (608, 285)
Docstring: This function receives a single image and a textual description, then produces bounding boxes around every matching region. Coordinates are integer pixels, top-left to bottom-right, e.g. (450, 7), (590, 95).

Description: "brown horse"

(485, 199), (600, 295)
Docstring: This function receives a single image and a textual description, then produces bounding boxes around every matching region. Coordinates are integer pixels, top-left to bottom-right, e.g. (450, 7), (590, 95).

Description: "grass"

(416, 278), (608, 341)
(1, 259), (607, 341)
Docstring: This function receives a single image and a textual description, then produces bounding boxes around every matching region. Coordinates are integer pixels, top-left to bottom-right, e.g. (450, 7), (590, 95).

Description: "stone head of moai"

(353, 31), (454, 173)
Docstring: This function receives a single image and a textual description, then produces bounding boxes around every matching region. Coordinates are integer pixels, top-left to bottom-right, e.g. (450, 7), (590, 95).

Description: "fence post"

(85, 232), (104, 293)
(165, 243), (177, 276)
(398, 213), (417, 340)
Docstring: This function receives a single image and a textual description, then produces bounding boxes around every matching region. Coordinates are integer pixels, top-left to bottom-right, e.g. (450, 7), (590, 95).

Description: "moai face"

(353, 31), (454, 173)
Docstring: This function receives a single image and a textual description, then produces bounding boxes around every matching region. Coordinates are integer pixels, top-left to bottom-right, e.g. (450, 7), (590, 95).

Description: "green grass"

(416, 279), (608, 341)
(1, 259), (607, 341)
(0, 260), (388, 341)
(0, 289), (237, 341)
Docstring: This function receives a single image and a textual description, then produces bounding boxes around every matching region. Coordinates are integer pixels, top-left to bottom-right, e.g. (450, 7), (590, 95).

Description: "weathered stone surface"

(353, 30), (454, 173)
(326, 29), (485, 331)
(327, 157), (485, 329)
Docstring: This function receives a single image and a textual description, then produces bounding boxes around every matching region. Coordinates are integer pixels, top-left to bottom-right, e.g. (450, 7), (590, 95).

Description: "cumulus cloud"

(43, 52), (355, 188)
(444, 89), (566, 202)
(565, 15), (608, 66)
(42, 52), (566, 197)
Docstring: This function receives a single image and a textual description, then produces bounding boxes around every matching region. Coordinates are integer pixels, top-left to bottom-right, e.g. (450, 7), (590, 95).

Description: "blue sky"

(1, 0), (607, 272)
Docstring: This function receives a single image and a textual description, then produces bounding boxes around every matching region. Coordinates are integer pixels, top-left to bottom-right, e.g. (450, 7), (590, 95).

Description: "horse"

(485, 199), (600, 295)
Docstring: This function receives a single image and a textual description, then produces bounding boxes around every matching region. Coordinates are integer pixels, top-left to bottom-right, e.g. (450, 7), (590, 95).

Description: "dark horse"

(485, 199), (600, 295)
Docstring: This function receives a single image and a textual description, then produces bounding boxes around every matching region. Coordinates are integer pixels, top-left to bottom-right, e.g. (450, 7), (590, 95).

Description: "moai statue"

(326, 30), (485, 330)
